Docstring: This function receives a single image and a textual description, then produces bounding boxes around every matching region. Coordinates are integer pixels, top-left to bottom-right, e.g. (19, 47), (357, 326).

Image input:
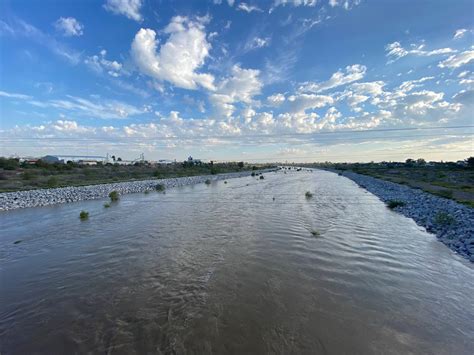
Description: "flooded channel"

(1, 169), (473, 354)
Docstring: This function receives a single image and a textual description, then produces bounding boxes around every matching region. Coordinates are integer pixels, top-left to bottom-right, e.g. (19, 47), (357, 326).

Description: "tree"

(117, 157), (122, 161)
(467, 157), (474, 168)
(416, 158), (426, 165)
(238, 161), (244, 168)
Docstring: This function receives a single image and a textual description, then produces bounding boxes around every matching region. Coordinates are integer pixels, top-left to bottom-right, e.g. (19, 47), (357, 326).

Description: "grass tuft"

(109, 190), (119, 201)
(79, 210), (89, 220)
(103, 202), (111, 208)
(305, 191), (313, 198)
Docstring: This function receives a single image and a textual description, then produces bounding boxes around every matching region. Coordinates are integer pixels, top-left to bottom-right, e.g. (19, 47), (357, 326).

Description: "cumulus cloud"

(385, 41), (456, 62)
(84, 50), (124, 77)
(54, 17), (84, 36)
(267, 93), (286, 105)
(104, 0), (143, 22)
(287, 93), (333, 113)
(299, 64), (366, 93)
(237, 3), (263, 12)
(438, 50), (474, 68)
(131, 16), (215, 90)
(210, 65), (262, 117)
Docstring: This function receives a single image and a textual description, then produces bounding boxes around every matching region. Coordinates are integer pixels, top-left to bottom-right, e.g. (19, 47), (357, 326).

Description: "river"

(1, 169), (473, 354)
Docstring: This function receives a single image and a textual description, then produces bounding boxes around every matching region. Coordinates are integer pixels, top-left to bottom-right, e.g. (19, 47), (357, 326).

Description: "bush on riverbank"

(387, 200), (405, 209)
(155, 184), (165, 192)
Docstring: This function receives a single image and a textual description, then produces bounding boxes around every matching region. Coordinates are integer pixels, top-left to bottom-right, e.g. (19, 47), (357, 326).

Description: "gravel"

(342, 171), (474, 262)
(0, 169), (274, 212)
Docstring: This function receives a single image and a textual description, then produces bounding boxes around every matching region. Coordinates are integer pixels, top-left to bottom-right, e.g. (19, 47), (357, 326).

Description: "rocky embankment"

(0, 170), (273, 212)
(342, 171), (474, 262)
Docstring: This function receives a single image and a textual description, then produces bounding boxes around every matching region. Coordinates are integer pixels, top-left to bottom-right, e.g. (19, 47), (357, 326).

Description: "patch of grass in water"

(259, 175), (264, 180)
(13, 240), (22, 244)
(103, 202), (111, 208)
(387, 200), (405, 209)
(305, 191), (313, 198)
(205, 179), (211, 185)
(109, 190), (119, 201)
(79, 210), (89, 220)
(310, 230), (321, 238)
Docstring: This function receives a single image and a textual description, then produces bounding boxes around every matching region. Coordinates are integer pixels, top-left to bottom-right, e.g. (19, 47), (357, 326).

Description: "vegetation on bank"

(0, 158), (274, 192)
(308, 157), (474, 207)
(387, 200), (405, 209)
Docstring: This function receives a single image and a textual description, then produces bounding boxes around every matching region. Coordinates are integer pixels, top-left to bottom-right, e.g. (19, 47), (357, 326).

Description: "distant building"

(78, 159), (99, 166)
(41, 155), (64, 164)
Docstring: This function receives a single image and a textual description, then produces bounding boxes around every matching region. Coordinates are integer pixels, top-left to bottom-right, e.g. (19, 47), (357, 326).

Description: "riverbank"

(0, 169), (274, 211)
(341, 171), (474, 262)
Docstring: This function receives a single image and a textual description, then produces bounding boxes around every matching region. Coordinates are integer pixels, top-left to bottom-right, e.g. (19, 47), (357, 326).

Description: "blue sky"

(0, 0), (473, 162)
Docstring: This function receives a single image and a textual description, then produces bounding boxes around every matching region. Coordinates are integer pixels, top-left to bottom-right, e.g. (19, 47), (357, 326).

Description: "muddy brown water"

(1, 170), (473, 354)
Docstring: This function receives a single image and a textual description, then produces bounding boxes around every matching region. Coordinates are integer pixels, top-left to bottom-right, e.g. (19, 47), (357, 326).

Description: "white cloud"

(287, 93), (333, 113)
(328, 0), (361, 10)
(237, 3), (263, 12)
(0, 90), (32, 100)
(299, 64), (366, 93)
(350, 81), (385, 97)
(385, 41), (456, 63)
(453, 29), (467, 40)
(84, 50), (124, 77)
(104, 0), (143, 22)
(245, 37), (270, 51)
(131, 16), (215, 90)
(1, 18), (81, 64)
(210, 65), (262, 118)
(54, 17), (84, 37)
(272, 0), (317, 9)
(438, 50), (474, 68)
(2, 91), (146, 120)
(267, 93), (286, 105)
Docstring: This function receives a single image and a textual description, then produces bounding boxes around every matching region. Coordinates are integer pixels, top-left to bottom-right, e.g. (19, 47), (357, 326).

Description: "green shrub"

(434, 212), (455, 226)
(251, 172), (256, 177)
(387, 200), (405, 209)
(103, 202), (111, 208)
(205, 179), (211, 185)
(155, 184), (165, 192)
(79, 210), (89, 220)
(109, 190), (119, 201)
(305, 191), (313, 198)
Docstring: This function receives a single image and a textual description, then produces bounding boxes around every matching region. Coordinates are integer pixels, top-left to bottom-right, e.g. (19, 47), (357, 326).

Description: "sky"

(0, 0), (473, 162)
